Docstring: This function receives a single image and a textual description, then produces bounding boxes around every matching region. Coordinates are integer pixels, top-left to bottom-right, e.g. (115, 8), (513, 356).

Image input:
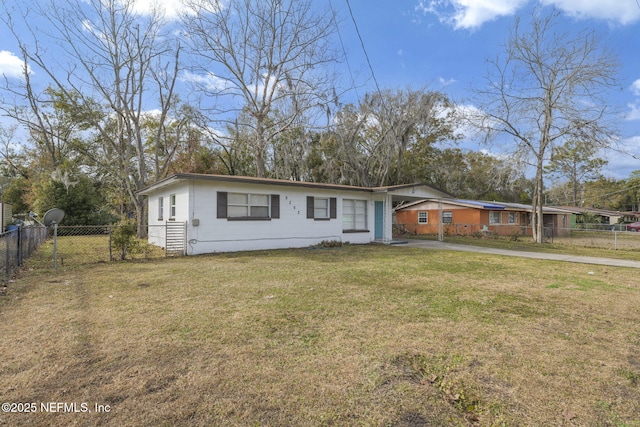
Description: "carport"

(373, 183), (450, 243)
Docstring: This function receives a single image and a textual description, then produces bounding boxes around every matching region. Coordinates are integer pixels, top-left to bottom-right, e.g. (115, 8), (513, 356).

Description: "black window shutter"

(217, 192), (227, 218)
(271, 194), (280, 219)
(307, 196), (314, 218)
(330, 197), (337, 219)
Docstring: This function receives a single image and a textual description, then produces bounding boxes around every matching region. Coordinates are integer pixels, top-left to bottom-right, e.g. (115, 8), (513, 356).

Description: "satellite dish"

(43, 208), (65, 226)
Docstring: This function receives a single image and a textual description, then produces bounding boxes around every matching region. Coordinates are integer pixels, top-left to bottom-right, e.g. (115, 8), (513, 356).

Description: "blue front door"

(374, 201), (384, 239)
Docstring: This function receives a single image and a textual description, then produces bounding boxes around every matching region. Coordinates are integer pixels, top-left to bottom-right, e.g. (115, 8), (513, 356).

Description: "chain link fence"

(17, 224), (183, 273)
(0, 226), (48, 284)
(395, 222), (640, 250)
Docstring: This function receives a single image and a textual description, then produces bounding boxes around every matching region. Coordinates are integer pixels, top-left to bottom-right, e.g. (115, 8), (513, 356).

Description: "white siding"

(146, 183), (190, 249)
(146, 180), (383, 254)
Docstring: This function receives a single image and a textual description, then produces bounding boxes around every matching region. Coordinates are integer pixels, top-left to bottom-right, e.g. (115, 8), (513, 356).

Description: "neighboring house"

(395, 199), (571, 237)
(554, 206), (638, 226)
(0, 203), (12, 231)
(138, 173), (449, 254)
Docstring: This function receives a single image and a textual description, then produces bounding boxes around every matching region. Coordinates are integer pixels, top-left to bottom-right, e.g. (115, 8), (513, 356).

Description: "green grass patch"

(1, 244), (639, 426)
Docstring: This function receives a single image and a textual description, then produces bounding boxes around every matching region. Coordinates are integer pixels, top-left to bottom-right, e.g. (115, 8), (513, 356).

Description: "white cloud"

(181, 71), (230, 91)
(439, 77), (457, 86)
(417, 0), (640, 29)
(416, 0), (528, 30)
(631, 79), (640, 97)
(442, 103), (489, 141)
(0, 50), (29, 79)
(601, 136), (640, 178)
(626, 103), (640, 121)
(126, 0), (191, 20)
(540, 0), (640, 25)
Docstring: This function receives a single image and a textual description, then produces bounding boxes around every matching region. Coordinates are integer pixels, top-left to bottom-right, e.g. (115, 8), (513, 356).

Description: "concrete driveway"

(397, 239), (640, 269)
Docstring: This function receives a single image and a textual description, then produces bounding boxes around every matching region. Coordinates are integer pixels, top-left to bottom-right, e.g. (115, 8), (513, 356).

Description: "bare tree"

(361, 88), (453, 184)
(323, 88), (457, 187)
(0, 124), (29, 178)
(1, 0), (181, 237)
(181, 0), (339, 177)
(472, 10), (619, 242)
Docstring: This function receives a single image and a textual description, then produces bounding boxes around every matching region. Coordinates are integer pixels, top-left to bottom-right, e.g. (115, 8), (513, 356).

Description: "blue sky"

(1, 0), (639, 180)
(331, 0), (640, 179)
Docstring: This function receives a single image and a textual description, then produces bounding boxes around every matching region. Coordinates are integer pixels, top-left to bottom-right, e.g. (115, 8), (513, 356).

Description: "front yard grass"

(1, 244), (639, 426)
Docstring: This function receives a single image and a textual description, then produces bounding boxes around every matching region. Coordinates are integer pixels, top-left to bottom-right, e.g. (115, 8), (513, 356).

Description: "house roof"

(395, 198), (573, 214)
(452, 199), (505, 210)
(138, 173), (450, 198)
(554, 206), (626, 217)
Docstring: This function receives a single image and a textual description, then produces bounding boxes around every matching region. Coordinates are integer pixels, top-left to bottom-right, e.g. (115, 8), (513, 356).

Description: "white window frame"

(489, 211), (501, 224)
(228, 192), (270, 218)
(342, 199), (367, 231)
(158, 196), (164, 220)
(314, 197), (330, 219)
(508, 212), (517, 224)
(442, 211), (452, 224)
(169, 194), (176, 219)
(418, 211), (428, 224)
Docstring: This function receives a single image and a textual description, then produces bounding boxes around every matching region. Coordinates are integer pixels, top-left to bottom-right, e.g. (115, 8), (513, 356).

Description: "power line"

(328, 0), (359, 101)
(344, 0), (383, 100)
(551, 182), (640, 208)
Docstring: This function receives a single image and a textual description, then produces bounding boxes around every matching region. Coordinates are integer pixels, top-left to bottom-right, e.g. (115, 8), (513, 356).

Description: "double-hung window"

(508, 212), (517, 224)
(306, 196), (336, 220)
(158, 196), (164, 220)
(489, 211), (501, 224)
(228, 193), (270, 218)
(169, 194), (176, 219)
(314, 198), (329, 219)
(343, 199), (367, 231)
(418, 211), (428, 224)
(217, 192), (279, 220)
(442, 211), (453, 224)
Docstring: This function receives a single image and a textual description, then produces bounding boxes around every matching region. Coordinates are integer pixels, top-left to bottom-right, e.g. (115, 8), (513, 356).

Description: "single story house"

(554, 206), (638, 226)
(394, 199), (572, 237)
(138, 173), (449, 254)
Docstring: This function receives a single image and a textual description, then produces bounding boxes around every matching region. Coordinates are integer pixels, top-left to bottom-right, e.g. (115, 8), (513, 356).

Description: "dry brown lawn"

(0, 244), (639, 426)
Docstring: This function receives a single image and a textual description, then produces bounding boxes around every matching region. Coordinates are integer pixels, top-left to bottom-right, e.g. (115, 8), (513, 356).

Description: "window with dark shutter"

(307, 196), (336, 220)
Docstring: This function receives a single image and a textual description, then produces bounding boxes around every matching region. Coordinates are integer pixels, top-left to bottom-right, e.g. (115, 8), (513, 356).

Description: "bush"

(309, 240), (343, 249)
(111, 219), (140, 260)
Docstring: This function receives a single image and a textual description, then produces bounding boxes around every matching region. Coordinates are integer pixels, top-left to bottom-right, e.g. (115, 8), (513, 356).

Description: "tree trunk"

(255, 119), (267, 178)
(135, 195), (148, 239)
(532, 158), (544, 243)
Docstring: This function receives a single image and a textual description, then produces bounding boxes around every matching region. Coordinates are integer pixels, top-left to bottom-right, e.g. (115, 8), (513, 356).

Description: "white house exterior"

(138, 174), (448, 254)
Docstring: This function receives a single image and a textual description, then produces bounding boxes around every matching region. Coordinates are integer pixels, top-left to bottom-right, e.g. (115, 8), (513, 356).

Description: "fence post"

(109, 226), (112, 262)
(17, 227), (23, 267)
(53, 222), (58, 270)
(5, 233), (9, 280)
